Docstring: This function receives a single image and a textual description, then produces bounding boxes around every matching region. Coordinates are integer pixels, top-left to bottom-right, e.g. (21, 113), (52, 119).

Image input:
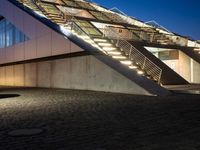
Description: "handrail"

(18, 0), (162, 84)
(145, 20), (171, 33)
(104, 26), (162, 84)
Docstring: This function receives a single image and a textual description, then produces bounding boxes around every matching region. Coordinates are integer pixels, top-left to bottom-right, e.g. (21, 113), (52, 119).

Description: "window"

(89, 11), (110, 21)
(75, 20), (102, 37)
(6, 21), (14, 47)
(40, 3), (60, 14)
(0, 19), (6, 48)
(0, 18), (29, 48)
(75, 1), (95, 10)
(62, 0), (78, 8)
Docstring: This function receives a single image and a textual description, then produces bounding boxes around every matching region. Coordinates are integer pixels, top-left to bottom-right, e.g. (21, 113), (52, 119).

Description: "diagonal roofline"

(7, 0), (171, 96)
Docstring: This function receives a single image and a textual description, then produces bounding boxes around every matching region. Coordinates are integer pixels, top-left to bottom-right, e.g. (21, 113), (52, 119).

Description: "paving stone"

(0, 87), (199, 150)
(8, 128), (43, 137)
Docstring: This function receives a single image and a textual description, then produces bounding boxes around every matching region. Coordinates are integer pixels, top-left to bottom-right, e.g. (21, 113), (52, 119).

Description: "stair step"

(112, 56), (127, 60)
(120, 60), (132, 65)
(102, 47), (117, 51)
(53, 20), (65, 23)
(137, 70), (145, 75)
(51, 18), (64, 21)
(79, 35), (90, 40)
(98, 43), (113, 47)
(107, 51), (121, 55)
(49, 15), (63, 18)
(194, 48), (200, 51)
(93, 38), (108, 42)
(129, 65), (138, 69)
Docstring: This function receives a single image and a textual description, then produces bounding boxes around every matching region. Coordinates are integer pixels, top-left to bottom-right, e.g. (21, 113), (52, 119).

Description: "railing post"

(116, 39), (119, 46)
(150, 33), (154, 43)
(158, 70), (162, 85)
(142, 57), (147, 69)
(139, 31), (142, 41)
(129, 46), (132, 59)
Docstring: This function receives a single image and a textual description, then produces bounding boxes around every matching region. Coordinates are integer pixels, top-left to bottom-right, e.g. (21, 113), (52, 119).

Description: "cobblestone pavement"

(0, 87), (200, 150)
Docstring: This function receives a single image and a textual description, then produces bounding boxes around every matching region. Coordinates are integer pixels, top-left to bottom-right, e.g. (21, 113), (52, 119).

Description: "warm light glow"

(137, 70), (144, 75)
(98, 43), (112, 46)
(79, 35), (91, 40)
(160, 42), (168, 45)
(112, 56), (126, 59)
(84, 39), (95, 43)
(107, 51), (121, 55)
(93, 39), (107, 42)
(129, 65), (138, 69)
(103, 47), (117, 51)
(120, 60), (132, 65)
(194, 48), (200, 51)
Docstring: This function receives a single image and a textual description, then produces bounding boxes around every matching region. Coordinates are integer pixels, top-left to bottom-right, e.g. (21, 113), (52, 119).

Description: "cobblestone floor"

(0, 87), (200, 150)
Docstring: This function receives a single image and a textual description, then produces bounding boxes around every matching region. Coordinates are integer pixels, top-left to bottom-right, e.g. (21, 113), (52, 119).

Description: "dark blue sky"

(93, 0), (200, 40)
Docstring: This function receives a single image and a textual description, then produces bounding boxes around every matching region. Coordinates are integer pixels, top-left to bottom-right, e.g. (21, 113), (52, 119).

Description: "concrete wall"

(0, 0), (83, 65)
(0, 0), (154, 95)
(178, 51), (191, 82)
(192, 59), (200, 83)
(163, 51), (200, 83)
(0, 55), (150, 95)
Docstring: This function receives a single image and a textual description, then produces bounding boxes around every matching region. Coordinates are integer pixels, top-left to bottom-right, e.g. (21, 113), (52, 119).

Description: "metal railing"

(104, 26), (162, 83)
(18, 0), (162, 84)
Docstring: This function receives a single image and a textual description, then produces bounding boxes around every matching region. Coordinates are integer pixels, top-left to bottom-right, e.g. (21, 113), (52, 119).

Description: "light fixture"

(102, 47), (116, 51)
(93, 38), (107, 42)
(98, 43), (112, 46)
(79, 35), (90, 40)
(107, 51), (121, 55)
(137, 70), (144, 75)
(129, 65), (138, 69)
(112, 56), (126, 59)
(194, 48), (200, 51)
(120, 60), (132, 65)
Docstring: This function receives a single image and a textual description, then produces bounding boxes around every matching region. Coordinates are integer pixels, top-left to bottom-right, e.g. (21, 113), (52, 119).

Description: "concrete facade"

(0, 0), (83, 64)
(0, 55), (150, 95)
(0, 0), (156, 95)
(192, 59), (200, 83)
(163, 51), (200, 83)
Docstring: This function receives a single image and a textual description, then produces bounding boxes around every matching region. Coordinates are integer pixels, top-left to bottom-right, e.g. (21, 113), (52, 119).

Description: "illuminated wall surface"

(0, 0), (199, 95)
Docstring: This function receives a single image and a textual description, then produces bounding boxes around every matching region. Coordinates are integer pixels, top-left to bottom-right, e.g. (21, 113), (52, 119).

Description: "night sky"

(93, 0), (200, 40)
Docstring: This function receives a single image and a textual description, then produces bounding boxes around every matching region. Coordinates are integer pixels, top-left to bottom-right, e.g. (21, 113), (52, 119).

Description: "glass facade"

(0, 18), (29, 48)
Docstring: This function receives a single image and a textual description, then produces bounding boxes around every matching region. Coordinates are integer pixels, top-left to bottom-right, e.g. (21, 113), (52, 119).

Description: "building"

(0, 0), (199, 96)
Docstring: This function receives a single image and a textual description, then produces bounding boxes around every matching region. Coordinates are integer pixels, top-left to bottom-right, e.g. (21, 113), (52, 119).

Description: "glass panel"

(103, 12), (125, 23)
(0, 18), (29, 48)
(75, 20), (102, 36)
(58, 6), (95, 19)
(40, 3), (60, 14)
(6, 21), (14, 47)
(89, 11), (110, 21)
(75, 1), (95, 10)
(62, 0), (79, 8)
(0, 19), (6, 48)
(42, 0), (64, 5)
(15, 29), (25, 43)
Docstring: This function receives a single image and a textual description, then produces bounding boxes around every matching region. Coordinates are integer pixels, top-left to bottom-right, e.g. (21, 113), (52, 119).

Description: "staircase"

(18, 0), (40, 11)
(151, 33), (173, 45)
(130, 27), (175, 45)
(15, 0), (163, 84)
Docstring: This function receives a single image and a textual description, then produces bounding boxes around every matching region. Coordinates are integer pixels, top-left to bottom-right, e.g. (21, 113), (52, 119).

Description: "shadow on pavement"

(0, 94), (20, 99)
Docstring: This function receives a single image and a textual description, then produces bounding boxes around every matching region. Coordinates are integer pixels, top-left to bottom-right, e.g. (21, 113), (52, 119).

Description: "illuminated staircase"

(16, 0), (163, 84)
